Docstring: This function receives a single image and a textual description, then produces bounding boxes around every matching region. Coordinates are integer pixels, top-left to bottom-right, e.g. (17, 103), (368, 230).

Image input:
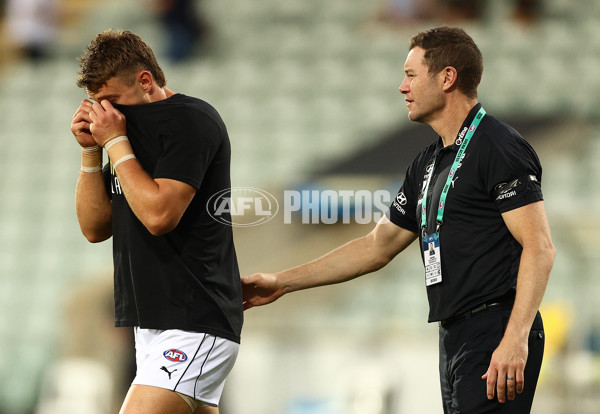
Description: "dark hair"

(76, 29), (166, 93)
(409, 26), (483, 98)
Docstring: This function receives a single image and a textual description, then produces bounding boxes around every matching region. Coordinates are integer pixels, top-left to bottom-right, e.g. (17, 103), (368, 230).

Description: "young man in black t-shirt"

(242, 27), (555, 413)
(71, 30), (242, 414)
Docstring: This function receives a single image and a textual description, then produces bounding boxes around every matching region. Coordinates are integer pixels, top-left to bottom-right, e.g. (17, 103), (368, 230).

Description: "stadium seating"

(0, 0), (598, 412)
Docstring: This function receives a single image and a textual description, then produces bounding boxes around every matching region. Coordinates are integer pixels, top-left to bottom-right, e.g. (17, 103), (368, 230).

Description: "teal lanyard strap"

(420, 108), (486, 231)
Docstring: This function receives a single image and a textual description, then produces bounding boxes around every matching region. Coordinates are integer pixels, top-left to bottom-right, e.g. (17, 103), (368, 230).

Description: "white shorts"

(131, 328), (239, 407)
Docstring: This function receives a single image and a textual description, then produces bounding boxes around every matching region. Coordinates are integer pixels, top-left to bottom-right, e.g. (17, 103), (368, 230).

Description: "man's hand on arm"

(482, 200), (555, 403)
(242, 215), (418, 310)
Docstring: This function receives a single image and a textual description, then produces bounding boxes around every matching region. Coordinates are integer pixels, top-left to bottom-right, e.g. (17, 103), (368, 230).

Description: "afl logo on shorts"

(163, 349), (188, 362)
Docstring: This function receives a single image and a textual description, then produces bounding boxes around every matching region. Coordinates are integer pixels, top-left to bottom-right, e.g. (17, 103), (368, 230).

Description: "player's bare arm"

(89, 99), (196, 236)
(72, 99), (113, 242)
(242, 216), (418, 310)
(482, 200), (555, 403)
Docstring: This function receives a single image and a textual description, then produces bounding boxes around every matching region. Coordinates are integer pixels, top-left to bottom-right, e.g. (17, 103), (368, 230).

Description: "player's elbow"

(545, 240), (556, 266)
(538, 234), (556, 263)
(526, 236), (556, 273)
(144, 212), (180, 236)
(79, 219), (112, 243)
(145, 221), (176, 236)
(371, 254), (393, 272)
(363, 237), (394, 273)
(82, 228), (112, 243)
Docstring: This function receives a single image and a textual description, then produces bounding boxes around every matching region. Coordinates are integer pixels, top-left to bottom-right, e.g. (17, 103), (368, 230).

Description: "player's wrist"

(277, 271), (295, 294)
(81, 144), (101, 153)
(105, 135), (137, 169)
(503, 324), (530, 343)
(103, 135), (128, 150)
(80, 145), (102, 173)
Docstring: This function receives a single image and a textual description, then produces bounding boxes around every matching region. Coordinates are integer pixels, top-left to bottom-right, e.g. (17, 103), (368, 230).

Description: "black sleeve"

(482, 130), (543, 213)
(153, 108), (223, 190)
(388, 152), (429, 233)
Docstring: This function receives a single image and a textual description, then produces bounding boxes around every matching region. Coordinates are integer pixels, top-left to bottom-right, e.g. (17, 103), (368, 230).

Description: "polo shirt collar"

(434, 103), (482, 154)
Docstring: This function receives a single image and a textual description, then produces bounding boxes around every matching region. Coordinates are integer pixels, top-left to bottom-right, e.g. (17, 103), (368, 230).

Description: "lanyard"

(420, 107), (486, 231)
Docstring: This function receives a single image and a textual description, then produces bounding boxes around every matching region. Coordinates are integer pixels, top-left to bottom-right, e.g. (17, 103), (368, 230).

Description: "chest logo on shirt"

(451, 175), (459, 188)
(111, 176), (123, 195)
(110, 163), (123, 195)
(455, 126), (468, 145)
(163, 349), (188, 362)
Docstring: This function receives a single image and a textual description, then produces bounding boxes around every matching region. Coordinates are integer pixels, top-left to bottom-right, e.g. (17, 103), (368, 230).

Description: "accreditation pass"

(423, 233), (442, 286)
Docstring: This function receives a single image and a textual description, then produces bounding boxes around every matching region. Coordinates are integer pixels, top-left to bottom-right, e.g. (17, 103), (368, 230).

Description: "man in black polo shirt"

(242, 26), (555, 413)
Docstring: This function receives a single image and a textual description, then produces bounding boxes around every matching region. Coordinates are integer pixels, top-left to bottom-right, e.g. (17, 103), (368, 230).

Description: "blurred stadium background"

(0, 0), (599, 413)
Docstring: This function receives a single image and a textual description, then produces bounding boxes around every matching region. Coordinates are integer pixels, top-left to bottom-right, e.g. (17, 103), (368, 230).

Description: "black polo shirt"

(389, 104), (543, 322)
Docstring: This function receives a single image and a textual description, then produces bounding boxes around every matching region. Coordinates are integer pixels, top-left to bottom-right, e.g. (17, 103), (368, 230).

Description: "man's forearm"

(278, 235), (387, 294)
(111, 157), (194, 236)
(242, 218), (417, 310)
(278, 223), (417, 294)
(76, 170), (112, 242)
(499, 201), (555, 340)
(505, 244), (554, 339)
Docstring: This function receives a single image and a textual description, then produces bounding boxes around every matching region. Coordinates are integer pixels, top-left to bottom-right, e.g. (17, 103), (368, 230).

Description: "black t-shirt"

(102, 93), (243, 343)
(389, 104), (543, 322)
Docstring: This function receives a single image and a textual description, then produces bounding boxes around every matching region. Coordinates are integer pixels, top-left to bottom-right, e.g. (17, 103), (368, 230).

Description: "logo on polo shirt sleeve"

(392, 192), (407, 215)
(493, 178), (520, 200)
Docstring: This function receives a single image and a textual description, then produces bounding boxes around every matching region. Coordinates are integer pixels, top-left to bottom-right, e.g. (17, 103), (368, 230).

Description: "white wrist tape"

(104, 135), (129, 150)
(113, 153), (136, 169)
(80, 165), (102, 173)
(81, 146), (102, 172)
(81, 145), (101, 153)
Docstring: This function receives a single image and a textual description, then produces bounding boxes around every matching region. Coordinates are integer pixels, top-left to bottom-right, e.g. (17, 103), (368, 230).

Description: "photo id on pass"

(423, 233), (442, 286)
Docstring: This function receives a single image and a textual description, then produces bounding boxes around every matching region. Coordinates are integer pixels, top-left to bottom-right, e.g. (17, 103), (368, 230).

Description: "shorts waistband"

(439, 292), (515, 326)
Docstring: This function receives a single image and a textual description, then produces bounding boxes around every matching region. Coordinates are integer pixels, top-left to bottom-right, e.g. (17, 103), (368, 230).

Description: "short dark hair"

(409, 26), (483, 99)
(76, 29), (166, 93)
